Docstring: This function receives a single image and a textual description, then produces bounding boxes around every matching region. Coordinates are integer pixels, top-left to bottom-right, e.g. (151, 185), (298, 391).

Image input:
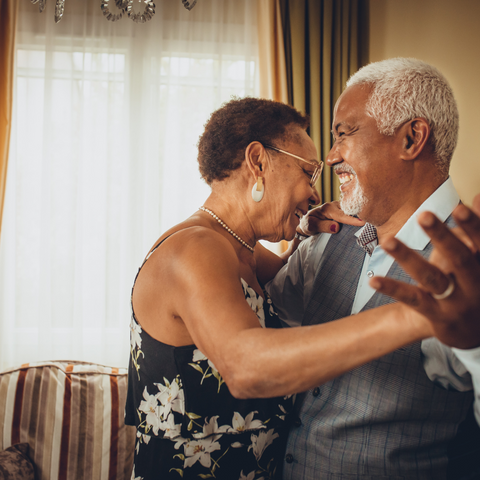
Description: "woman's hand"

(298, 201), (365, 236)
(370, 194), (480, 349)
(273, 202), (365, 276)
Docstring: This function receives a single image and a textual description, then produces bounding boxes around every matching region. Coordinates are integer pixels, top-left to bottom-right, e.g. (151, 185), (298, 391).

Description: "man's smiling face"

(326, 84), (404, 226)
(334, 162), (367, 217)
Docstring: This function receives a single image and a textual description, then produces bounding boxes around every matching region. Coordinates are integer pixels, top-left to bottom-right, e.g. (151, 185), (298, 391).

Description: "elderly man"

(267, 58), (480, 479)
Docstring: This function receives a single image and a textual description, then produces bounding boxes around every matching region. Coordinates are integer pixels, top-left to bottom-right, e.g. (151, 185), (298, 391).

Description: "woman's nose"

(310, 185), (321, 206)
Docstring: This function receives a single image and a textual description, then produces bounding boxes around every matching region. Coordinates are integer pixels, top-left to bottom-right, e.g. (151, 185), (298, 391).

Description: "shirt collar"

(354, 177), (460, 250)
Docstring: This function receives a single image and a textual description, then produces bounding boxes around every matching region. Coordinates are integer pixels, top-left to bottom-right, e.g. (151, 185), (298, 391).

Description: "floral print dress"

(125, 243), (293, 480)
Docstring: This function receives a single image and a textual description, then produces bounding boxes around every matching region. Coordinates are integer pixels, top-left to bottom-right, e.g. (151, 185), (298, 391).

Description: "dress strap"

(143, 234), (173, 263)
(137, 234), (171, 276)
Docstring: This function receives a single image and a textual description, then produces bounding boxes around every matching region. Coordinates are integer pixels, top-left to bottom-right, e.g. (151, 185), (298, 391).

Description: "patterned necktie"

(356, 223), (378, 256)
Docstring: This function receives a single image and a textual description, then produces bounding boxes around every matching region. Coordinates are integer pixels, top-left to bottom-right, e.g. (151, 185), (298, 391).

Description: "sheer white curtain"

(0, 0), (259, 370)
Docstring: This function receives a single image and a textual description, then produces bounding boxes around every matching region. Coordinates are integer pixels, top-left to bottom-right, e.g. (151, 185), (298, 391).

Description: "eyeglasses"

(264, 144), (323, 187)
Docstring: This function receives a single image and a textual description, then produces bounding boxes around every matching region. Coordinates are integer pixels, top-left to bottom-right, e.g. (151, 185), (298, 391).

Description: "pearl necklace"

(199, 206), (255, 253)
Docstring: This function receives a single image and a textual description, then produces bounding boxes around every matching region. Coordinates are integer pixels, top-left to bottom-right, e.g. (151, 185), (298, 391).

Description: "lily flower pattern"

(126, 275), (293, 479)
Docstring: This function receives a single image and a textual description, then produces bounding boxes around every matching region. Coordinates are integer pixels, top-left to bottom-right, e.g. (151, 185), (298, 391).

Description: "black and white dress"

(125, 240), (293, 480)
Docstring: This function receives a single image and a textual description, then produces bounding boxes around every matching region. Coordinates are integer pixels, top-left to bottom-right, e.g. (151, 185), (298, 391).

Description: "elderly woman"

(125, 98), (443, 480)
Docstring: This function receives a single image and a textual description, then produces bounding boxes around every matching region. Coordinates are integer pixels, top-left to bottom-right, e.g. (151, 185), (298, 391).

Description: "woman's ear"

(400, 118), (431, 161)
(244, 141), (268, 178)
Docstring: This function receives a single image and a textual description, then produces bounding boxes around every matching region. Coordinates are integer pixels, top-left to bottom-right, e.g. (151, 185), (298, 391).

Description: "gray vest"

(283, 223), (477, 480)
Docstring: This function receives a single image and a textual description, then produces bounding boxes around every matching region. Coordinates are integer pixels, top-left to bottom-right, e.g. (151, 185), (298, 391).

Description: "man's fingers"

(369, 276), (432, 311)
(381, 237), (451, 295)
(417, 212), (479, 274)
(451, 201), (480, 252)
(472, 193), (480, 214)
(449, 227), (477, 253)
(428, 226), (477, 273)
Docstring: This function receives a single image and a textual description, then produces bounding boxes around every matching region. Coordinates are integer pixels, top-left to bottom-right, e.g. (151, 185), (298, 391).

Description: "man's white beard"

(340, 178), (368, 217)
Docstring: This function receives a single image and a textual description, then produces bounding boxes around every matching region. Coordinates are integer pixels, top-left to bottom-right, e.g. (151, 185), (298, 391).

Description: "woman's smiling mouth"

(295, 208), (305, 219)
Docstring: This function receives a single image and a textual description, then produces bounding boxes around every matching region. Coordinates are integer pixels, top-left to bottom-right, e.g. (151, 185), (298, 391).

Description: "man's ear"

(400, 118), (431, 160)
(244, 141), (268, 178)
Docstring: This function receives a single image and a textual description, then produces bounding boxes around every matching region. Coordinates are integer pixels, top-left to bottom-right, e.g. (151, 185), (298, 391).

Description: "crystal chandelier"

(29, 0), (198, 24)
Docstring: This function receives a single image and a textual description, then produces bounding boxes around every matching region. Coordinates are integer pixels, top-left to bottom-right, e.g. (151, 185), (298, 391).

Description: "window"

(0, 0), (259, 369)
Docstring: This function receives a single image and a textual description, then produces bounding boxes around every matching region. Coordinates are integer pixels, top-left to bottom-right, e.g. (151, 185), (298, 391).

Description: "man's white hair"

(346, 58), (458, 176)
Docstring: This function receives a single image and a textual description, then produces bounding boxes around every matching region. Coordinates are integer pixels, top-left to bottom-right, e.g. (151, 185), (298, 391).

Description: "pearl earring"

(251, 177), (264, 202)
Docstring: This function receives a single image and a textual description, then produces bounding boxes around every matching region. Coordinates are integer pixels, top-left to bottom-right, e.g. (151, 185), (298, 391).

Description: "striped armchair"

(0, 361), (135, 480)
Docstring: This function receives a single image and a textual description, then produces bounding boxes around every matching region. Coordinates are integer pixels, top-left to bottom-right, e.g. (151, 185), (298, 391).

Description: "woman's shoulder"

(146, 218), (242, 280)
(160, 222), (238, 256)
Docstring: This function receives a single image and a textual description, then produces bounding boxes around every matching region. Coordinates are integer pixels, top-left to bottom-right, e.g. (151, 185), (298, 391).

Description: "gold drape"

(0, 0), (17, 237)
(279, 0), (368, 202)
(257, 0), (289, 103)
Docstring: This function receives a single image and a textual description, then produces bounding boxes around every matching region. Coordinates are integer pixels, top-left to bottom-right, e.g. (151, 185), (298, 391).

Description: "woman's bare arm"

(159, 228), (432, 400)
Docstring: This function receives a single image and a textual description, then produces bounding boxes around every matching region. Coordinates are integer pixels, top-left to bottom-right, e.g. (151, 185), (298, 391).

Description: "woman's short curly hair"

(198, 97), (309, 185)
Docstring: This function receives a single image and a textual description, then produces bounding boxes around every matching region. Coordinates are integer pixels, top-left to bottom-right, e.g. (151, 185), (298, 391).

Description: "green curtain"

(280, 0), (368, 203)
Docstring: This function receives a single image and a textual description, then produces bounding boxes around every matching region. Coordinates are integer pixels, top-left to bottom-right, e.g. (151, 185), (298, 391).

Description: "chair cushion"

(0, 443), (35, 480)
(0, 361), (135, 480)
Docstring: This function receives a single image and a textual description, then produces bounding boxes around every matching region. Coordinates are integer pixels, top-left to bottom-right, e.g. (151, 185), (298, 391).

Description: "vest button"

(312, 387), (320, 397)
(367, 270), (374, 278)
(285, 453), (294, 464)
(294, 417), (302, 427)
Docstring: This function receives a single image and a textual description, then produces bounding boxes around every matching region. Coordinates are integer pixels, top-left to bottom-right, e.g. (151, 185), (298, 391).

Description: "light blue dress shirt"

(266, 177), (480, 424)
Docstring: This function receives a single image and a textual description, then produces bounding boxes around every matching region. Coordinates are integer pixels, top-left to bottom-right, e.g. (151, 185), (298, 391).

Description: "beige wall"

(369, 0), (480, 204)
